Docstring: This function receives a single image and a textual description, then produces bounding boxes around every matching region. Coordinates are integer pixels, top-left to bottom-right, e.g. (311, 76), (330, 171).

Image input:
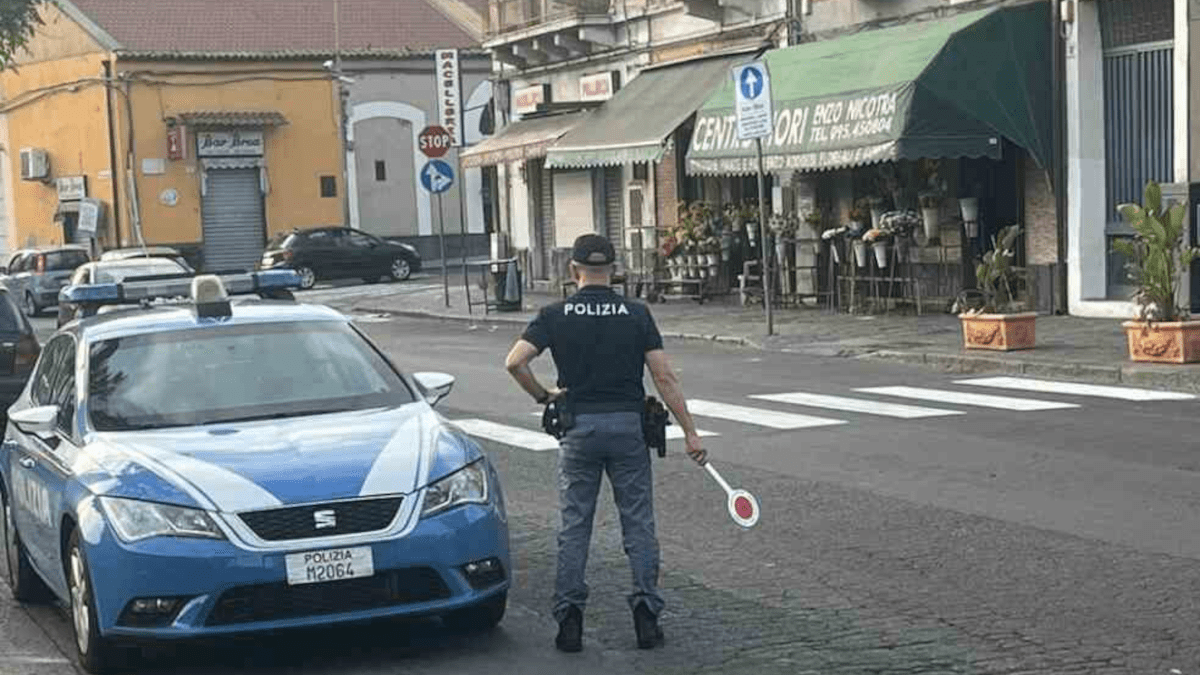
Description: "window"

(32, 335), (75, 408)
(346, 231), (377, 248)
(320, 176), (337, 198)
(44, 250), (90, 272)
(88, 321), (415, 431)
(375, 161), (387, 182)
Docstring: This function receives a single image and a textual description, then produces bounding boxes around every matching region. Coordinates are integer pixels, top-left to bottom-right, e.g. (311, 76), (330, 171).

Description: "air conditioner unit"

(20, 148), (49, 181)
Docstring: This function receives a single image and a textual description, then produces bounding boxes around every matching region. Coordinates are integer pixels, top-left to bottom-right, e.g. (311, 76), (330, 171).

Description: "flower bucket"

(959, 198), (979, 237)
(870, 208), (883, 229)
(921, 208), (939, 241)
(706, 253), (719, 266)
(895, 237), (911, 263)
(872, 241), (889, 268)
(852, 240), (868, 268)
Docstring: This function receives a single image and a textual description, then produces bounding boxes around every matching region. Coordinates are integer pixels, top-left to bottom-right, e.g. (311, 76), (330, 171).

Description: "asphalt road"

(5, 304), (1200, 674)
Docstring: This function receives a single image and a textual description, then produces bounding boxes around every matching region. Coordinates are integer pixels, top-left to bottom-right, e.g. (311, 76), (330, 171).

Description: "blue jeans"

(553, 411), (664, 622)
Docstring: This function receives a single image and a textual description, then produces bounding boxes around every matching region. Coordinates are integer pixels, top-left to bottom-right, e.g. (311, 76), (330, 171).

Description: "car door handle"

(18, 457), (34, 469)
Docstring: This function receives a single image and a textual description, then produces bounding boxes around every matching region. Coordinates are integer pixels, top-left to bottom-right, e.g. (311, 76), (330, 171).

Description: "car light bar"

(59, 269), (302, 308)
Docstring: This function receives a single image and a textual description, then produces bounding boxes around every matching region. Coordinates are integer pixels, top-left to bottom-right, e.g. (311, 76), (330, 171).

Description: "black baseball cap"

(572, 234), (615, 266)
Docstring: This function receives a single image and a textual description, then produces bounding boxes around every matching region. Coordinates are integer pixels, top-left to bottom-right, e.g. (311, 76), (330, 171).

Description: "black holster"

(643, 396), (671, 457)
(542, 393), (575, 439)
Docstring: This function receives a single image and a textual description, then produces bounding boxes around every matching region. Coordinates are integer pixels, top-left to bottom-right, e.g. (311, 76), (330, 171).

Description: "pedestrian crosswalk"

(449, 377), (1194, 451)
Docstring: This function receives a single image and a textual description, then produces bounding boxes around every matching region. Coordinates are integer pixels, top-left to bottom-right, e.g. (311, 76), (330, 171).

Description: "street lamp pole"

(334, 0), (352, 229)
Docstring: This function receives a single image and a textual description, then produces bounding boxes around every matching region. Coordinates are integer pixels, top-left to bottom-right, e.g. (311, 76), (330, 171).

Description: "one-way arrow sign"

(733, 61), (772, 141)
(420, 159), (454, 194)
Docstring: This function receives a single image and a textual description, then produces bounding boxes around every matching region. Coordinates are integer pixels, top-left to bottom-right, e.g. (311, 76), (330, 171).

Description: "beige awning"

(460, 111), (589, 169)
(177, 111), (289, 128)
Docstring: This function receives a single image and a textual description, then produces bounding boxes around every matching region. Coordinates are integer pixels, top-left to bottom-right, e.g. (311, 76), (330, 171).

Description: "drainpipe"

(1051, 0), (1067, 314)
(121, 75), (145, 247)
(102, 59), (122, 247)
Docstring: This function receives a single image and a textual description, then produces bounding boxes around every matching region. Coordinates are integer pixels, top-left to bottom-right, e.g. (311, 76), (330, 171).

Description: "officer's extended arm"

(645, 349), (706, 462)
(505, 339), (561, 404)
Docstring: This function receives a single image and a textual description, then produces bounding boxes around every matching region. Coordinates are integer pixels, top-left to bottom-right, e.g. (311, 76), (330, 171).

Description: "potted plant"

(1114, 181), (1200, 363)
(863, 227), (890, 267)
(919, 191), (941, 242)
(956, 224), (1036, 350)
(881, 210), (920, 264)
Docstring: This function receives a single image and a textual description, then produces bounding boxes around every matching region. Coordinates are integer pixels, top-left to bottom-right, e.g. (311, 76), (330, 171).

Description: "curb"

(350, 305), (765, 349)
(349, 305), (1200, 393)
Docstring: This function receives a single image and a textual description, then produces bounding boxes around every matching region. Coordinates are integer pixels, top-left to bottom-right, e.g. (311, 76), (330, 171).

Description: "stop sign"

(418, 125), (453, 158)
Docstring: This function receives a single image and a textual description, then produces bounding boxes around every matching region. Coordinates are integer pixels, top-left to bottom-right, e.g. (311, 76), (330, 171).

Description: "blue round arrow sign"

(420, 159), (454, 194)
(739, 66), (764, 100)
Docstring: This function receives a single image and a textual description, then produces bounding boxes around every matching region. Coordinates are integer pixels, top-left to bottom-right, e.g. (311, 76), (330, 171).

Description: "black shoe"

(555, 605), (583, 652)
(633, 603), (664, 649)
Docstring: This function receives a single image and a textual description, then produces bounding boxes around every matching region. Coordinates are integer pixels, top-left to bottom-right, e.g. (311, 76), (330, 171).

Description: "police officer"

(505, 233), (706, 653)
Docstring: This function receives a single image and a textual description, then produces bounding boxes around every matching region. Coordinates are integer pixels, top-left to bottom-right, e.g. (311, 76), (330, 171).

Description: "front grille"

(206, 567), (451, 626)
(238, 497), (403, 541)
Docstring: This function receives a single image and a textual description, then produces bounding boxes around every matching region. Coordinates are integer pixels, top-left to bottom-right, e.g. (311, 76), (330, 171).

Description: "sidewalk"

(342, 283), (1200, 393)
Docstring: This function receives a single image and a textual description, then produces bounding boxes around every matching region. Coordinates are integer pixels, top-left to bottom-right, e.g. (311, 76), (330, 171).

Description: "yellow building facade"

(0, 2), (346, 271)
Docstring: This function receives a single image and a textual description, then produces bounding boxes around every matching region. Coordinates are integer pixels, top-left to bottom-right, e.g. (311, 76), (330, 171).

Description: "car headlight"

(421, 460), (488, 517)
(99, 497), (226, 542)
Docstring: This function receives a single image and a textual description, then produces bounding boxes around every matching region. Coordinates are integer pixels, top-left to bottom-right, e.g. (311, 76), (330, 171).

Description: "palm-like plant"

(1113, 181), (1199, 322)
(958, 224), (1021, 314)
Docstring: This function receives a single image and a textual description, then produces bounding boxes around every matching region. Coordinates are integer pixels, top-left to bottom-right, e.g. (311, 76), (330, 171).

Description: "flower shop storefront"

(682, 2), (1054, 313)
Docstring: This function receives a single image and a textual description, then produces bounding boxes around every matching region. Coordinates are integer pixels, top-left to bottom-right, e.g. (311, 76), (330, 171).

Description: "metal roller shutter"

(603, 166), (623, 254)
(202, 168), (266, 272)
(537, 161), (554, 276)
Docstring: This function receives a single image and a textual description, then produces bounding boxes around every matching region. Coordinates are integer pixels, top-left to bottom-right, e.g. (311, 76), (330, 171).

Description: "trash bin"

(490, 258), (522, 311)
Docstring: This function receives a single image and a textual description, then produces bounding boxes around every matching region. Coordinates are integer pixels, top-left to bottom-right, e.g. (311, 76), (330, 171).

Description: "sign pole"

(437, 193), (450, 308)
(457, 151), (472, 316)
(756, 138), (773, 336)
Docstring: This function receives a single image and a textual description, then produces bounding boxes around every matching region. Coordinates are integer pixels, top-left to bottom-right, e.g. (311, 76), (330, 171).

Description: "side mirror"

(413, 372), (455, 405)
(10, 405), (58, 440)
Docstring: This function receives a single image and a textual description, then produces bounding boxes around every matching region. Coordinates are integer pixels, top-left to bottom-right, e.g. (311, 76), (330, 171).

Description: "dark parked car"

(0, 284), (39, 423)
(0, 245), (91, 316)
(258, 226), (422, 290)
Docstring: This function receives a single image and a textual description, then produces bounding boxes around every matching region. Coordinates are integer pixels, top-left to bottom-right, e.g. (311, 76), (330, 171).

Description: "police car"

(0, 270), (510, 673)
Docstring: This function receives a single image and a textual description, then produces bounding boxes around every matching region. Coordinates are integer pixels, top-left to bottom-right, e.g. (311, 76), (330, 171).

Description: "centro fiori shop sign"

(687, 84), (913, 174)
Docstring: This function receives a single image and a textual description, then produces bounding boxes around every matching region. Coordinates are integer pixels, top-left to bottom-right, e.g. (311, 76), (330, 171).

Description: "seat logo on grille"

(313, 509), (337, 529)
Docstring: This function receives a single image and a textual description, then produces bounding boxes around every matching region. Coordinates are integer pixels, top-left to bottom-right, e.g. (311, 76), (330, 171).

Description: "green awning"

(544, 53), (749, 169)
(685, 2), (1051, 175)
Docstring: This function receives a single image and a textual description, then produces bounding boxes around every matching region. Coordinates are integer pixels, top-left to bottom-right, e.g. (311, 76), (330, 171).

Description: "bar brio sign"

(196, 130), (264, 157)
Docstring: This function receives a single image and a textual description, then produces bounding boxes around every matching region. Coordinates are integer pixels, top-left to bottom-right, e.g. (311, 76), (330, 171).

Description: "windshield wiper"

(200, 409), (354, 426)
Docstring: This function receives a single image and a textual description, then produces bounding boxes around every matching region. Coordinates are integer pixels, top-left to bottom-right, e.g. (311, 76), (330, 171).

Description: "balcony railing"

(488, 0), (613, 38)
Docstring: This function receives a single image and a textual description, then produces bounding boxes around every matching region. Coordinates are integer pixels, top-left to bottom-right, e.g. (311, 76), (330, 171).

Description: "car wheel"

(388, 257), (412, 282)
(2, 487), (51, 603)
(442, 591), (507, 633)
(22, 292), (38, 318)
(295, 266), (317, 290)
(66, 530), (131, 674)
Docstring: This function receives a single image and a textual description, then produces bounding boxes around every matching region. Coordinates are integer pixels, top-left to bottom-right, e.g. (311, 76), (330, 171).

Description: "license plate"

(284, 546), (374, 586)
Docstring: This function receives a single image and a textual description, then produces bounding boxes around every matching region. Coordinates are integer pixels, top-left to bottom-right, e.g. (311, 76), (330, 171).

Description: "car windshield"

(44, 250), (89, 271)
(94, 260), (186, 284)
(87, 321), (415, 431)
(267, 233), (297, 249)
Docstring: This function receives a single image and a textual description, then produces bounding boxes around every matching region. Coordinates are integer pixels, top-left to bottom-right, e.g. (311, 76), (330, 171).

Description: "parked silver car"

(0, 245), (91, 316)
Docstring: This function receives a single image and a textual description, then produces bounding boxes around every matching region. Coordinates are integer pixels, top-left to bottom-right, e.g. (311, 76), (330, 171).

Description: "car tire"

(2, 487), (51, 603)
(22, 292), (38, 318)
(388, 257), (412, 282)
(66, 529), (132, 674)
(295, 266), (317, 290)
(442, 591), (507, 633)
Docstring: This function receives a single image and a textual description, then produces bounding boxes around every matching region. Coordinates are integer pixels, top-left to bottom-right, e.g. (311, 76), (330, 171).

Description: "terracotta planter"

(960, 312), (1037, 351)
(1122, 320), (1200, 363)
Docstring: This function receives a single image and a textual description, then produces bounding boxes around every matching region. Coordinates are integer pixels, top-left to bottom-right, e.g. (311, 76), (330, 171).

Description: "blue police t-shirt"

(522, 286), (664, 413)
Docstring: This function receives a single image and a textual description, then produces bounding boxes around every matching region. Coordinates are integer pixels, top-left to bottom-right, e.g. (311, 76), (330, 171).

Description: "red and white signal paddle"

(700, 460), (759, 528)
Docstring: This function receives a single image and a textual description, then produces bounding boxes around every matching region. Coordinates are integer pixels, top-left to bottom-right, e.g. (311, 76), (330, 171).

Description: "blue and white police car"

(0, 271), (510, 673)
